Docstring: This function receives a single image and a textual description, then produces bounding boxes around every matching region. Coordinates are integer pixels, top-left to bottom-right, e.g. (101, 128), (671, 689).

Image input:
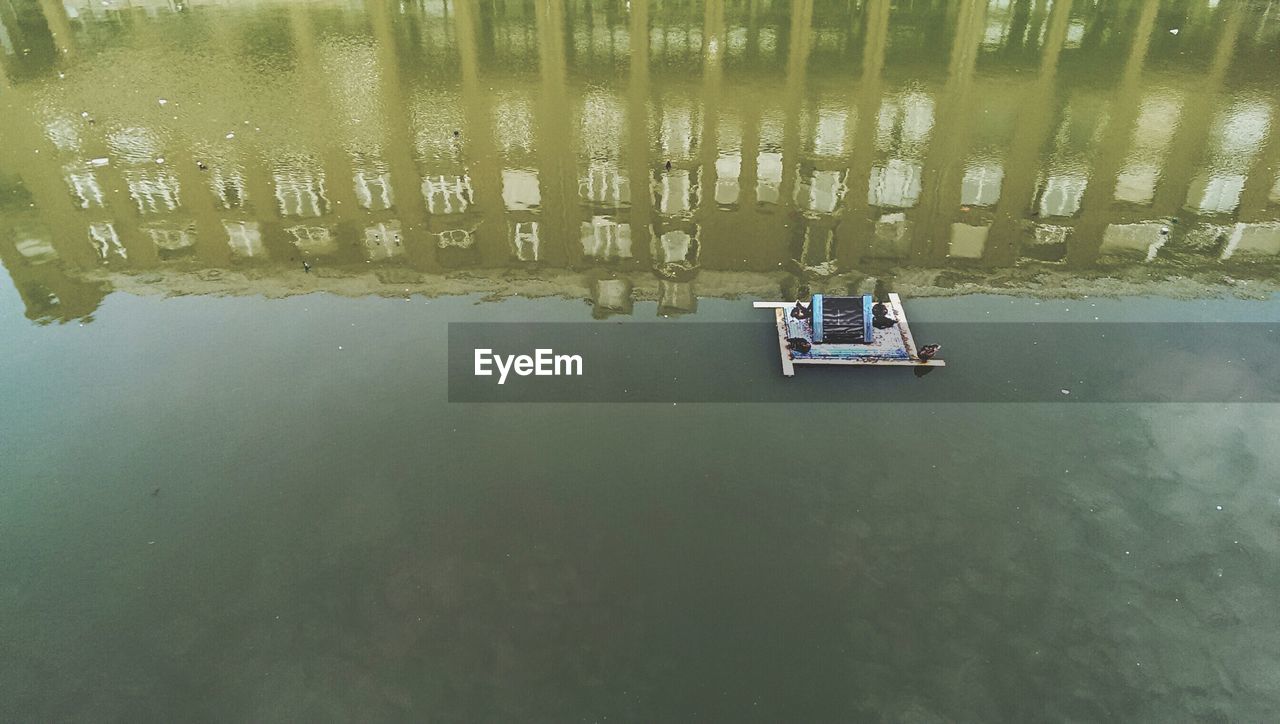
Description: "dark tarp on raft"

(815, 294), (870, 343)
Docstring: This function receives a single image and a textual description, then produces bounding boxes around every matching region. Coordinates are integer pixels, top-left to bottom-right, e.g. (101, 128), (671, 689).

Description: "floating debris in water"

(89, 157), (109, 167)
(1061, 389), (1071, 395)
(158, 98), (168, 106)
(225, 132), (235, 139)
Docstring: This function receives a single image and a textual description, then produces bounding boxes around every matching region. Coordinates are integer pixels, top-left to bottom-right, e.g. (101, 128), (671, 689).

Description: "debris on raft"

(754, 293), (945, 376)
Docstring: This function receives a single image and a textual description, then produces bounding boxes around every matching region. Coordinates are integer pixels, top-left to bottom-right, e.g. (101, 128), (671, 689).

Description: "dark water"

(2, 282), (1280, 721)
(2, 0), (1280, 721)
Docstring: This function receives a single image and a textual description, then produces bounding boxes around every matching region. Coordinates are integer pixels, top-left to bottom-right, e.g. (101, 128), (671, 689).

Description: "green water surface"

(2, 0), (1279, 720)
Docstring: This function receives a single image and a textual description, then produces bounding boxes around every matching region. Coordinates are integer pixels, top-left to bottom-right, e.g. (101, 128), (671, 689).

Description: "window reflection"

(512, 221), (540, 262)
(581, 217), (632, 261)
(1186, 99), (1271, 215)
(870, 159), (922, 209)
(273, 158), (329, 218)
(961, 164), (1003, 207)
(422, 174), (474, 215)
(124, 169), (180, 214)
(756, 152), (782, 205)
(287, 225), (336, 256)
(364, 221), (404, 260)
(1115, 94), (1182, 205)
(88, 222), (125, 261)
(714, 154), (740, 207)
(502, 170), (540, 211)
(224, 221), (264, 258)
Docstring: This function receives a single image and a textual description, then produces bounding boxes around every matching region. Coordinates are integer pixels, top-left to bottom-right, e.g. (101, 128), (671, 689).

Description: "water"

(2, 0), (1280, 720)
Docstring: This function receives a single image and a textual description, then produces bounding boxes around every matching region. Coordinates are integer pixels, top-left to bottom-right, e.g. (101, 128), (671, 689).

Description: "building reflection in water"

(0, 0), (1278, 323)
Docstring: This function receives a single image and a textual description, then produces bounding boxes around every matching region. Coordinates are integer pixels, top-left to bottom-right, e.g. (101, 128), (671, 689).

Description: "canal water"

(2, 0), (1279, 720)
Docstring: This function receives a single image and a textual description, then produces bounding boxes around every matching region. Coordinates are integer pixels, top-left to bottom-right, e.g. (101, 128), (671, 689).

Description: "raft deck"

(753, 293), (944, 376)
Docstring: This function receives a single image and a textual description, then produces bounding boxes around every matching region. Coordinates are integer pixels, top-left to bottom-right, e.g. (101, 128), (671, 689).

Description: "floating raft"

(753, 293), (944, 377)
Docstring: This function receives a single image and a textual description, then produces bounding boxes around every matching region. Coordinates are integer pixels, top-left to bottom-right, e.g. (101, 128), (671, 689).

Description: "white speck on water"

(158, 98), (168, 105)
(155, 157), (165, 164)
(1216, 505), (1223, 510)
(225, 132), (235, 139)
(1061, 389), (1071, 395)
(338, 346), (343, 350)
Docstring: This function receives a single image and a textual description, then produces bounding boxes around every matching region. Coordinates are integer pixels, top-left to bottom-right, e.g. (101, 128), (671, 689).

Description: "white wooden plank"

(774, 308), (795, 376)
(753, 301), (795, 309)
(886, 293), (921, 360)
(792, 358), (946, 367)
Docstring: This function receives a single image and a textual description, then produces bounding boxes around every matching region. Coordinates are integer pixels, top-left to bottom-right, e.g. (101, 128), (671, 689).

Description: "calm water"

(2, 0), (1280, 720)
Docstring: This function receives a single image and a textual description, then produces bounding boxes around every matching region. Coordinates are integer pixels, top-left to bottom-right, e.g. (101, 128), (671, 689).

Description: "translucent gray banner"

(448, 322), (1280, 402)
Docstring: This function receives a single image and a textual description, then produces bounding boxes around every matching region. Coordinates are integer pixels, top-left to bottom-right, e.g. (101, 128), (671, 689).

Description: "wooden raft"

(754, 293), (945, 377)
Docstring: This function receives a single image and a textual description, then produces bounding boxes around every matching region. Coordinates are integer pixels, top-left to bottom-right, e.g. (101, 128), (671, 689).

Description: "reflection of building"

(1, 0), (1278, 324)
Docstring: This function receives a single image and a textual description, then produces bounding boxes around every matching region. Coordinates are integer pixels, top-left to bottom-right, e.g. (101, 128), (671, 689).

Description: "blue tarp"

(812, 294), (872, 344)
